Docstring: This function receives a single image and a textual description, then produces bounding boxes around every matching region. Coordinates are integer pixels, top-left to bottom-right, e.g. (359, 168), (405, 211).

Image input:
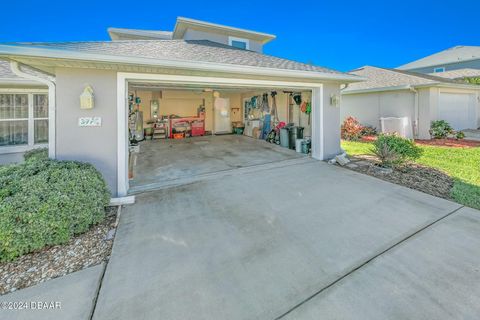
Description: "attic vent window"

(228, 36), (249, 50)
(433, 67), (445, 73)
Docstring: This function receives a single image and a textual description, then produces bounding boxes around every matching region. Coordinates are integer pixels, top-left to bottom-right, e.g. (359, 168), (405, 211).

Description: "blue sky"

(1, 0), (479, 72)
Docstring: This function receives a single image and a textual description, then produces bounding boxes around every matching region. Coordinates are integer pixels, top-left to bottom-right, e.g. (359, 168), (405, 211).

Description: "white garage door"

(438, 93), (476, 130)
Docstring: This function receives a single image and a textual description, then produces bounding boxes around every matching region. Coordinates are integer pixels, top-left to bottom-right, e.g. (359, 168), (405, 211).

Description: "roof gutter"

(9, 60), (56, 158)
(0, 44), (362, 83)
(342, 81), (480, 95)
(342, 84), (412, 95)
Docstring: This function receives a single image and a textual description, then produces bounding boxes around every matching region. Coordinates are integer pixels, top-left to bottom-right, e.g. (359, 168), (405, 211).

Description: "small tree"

(372, 134), (422, 168)
(341, 116), (364, 141)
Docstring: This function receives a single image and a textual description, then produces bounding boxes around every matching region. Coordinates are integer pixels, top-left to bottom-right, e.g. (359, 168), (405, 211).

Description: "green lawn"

(341, 140), (480, 209)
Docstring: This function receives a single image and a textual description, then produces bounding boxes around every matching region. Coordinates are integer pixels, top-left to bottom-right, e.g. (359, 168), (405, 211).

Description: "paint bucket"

(301, 139), (311, 154)
(295, 139), (304, 153)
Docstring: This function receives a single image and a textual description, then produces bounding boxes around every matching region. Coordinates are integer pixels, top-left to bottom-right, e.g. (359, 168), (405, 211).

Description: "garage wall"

(240, 91), (312, 136)
(133, 90), (244, 132)
(56, 68), (118, 194)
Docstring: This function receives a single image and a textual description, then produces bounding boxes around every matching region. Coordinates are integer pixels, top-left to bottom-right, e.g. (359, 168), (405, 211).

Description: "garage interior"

(127, 82), (314, 191)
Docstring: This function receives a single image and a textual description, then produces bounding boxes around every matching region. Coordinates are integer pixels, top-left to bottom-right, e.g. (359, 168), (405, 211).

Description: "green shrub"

(456, 131), (465, 140)
(23, 148), (48, 162)
(372, 134), (422, 168)
(0, 159), (110, 262)
(430, 120), (454, 139)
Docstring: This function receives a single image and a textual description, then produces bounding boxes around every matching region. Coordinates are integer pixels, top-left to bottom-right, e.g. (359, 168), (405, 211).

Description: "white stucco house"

(398, 45), (480, 74)
(0, 17), (360, 196)
(341, 66), (480, 139)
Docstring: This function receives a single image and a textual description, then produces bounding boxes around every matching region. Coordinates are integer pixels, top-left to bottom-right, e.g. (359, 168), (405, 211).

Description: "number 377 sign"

(78, 117), (102, 127)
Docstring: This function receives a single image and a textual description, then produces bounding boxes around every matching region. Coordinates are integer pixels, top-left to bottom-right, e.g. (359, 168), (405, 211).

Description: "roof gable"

(344, 66), (464, 93)
(397, 46), (480, 70)
(172, 17), (275, 44)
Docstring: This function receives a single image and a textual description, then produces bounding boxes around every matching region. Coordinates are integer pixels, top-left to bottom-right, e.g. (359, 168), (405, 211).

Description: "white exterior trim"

(0, 88), (48, 93)
(116, 72), (325, 196)
(228, 36), (250, 50)
(9, 61), (56, 158)
(311, 86), (324, 160)
(0, 91), (49, 154)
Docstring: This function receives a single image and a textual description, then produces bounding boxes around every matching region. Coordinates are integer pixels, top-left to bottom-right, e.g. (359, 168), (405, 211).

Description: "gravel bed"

(346, 156), (454, 200)
(0, 206), (118, 295)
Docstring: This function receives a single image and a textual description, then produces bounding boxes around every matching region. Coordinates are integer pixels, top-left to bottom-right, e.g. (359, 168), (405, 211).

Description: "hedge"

(0, 156), (110, 262)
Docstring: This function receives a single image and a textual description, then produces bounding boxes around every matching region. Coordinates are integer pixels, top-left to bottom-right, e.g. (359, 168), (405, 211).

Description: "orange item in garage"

(173, 133), (185, 139)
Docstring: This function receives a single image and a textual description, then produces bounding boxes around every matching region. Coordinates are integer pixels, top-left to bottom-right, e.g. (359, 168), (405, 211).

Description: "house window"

(228, 36), (249, 50)
(433, 67), (445, 73)
(0, 93), (48, 148)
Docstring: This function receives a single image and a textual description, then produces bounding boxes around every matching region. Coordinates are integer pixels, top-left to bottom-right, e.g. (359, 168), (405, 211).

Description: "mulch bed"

(345, 155), (454, 200)
(415, 138), (480, 148)
(0, 206), (118, 295)
(360, 136), (480, 148)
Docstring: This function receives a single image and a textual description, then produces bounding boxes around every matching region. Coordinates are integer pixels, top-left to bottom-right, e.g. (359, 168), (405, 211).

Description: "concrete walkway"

(282, 206), (480, 319)
(1, 264), (104, 320)
(91, 160), (479, 320)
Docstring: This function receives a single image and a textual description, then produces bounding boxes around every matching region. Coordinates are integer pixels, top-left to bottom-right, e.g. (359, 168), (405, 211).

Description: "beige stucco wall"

(55, 67), (118, 194)
(342, 87), (480, 139)
(183, 29), (263, 53)
(322, 83), (342, 158)
(341, 90), (416, 134)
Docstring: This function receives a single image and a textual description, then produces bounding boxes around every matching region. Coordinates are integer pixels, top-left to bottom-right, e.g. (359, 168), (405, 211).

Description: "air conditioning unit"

(380, 117), (413, 139)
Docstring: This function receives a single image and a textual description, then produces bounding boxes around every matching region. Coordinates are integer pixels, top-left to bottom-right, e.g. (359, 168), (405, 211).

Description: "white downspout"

(10, 61), (56, 158)
(410, 86), (419, 138)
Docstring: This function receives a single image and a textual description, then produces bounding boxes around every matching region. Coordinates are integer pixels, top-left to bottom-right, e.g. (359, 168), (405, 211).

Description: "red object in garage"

(191, 120), (205, 136)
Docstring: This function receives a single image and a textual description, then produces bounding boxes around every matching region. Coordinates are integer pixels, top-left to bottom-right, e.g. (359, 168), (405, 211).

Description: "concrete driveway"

(92, 159), (480, 320)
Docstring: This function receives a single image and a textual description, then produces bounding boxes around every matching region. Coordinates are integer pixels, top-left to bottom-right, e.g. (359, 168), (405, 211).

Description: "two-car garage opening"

(125, 81), (315, 192)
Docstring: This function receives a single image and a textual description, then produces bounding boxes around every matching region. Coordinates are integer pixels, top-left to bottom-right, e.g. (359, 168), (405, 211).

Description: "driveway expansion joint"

(273, 205), (465, 320)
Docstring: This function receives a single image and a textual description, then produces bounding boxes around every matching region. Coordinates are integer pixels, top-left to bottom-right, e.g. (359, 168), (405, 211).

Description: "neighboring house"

(427, 68), (480, 81)
(397, 45), (480, 74)
(341, 66), (480, 139)
(0, 60), (49, 164)
(0, 17), (360, 195)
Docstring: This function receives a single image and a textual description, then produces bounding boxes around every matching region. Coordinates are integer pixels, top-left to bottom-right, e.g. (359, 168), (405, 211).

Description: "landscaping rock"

(0, 207), (118, 295)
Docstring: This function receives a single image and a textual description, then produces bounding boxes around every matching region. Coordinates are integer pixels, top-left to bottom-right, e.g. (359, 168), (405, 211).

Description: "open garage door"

(125, 83), (314, 193)
(438, 93), (476, 130)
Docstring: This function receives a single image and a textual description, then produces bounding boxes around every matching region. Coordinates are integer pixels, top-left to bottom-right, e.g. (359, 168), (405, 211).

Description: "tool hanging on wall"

(260, 93), (270, 113)
(270, 91), (279, 123)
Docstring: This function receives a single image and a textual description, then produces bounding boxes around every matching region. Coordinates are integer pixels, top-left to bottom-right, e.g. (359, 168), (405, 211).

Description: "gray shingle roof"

(398, 46), (480, 70)
(9, 40), (344, 74)
(344, 66), (464, 92)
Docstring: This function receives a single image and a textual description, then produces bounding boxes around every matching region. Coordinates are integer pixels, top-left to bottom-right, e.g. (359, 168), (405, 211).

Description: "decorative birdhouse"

(80, 85), (94, 109)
